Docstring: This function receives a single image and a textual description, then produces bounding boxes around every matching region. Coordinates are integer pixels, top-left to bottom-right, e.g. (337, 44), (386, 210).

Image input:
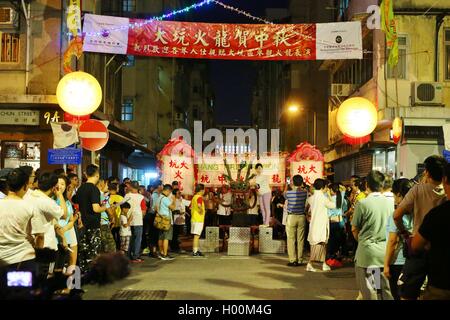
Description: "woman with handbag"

(155, 184), (176, 261)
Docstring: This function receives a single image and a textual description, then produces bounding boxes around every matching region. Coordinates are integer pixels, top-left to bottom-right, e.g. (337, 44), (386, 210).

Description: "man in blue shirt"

(285, 175), (308, 266)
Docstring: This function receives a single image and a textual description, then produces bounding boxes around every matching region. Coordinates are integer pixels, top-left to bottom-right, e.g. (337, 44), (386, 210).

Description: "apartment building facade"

(323, 0), (450, 181)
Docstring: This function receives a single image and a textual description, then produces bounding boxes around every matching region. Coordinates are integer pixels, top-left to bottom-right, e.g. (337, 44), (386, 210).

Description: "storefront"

(0, 104), (63, 171)
(326, 142), (397, 183)
(397, 125), (445, 179)
(93, 122), (156, 183)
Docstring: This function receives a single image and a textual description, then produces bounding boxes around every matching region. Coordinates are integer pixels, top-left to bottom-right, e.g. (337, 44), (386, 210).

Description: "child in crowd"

(120, 202), (132, 254)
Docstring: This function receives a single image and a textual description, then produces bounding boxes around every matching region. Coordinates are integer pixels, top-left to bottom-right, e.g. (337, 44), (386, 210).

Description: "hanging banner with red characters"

(197, 155), (286, 188)
(161, 155), (194, 195)
(291, 160), (324, 186)
(82, 14), (363, 61)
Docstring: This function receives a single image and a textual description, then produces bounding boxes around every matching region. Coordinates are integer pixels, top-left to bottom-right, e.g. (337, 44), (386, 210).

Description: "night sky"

(179, 0), (290, 126)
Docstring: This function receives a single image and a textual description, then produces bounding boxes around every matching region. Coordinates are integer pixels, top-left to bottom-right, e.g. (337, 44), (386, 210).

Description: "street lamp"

(279, 103), (301, 150)
(289, 105), (317, 146)
(288, 104), (300, 114)
(56, 71), (103, 116)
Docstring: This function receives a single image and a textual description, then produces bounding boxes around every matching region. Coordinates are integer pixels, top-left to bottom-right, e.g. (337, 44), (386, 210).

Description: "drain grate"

(323, 272), (355, 279)
(110, 290), (167, 300)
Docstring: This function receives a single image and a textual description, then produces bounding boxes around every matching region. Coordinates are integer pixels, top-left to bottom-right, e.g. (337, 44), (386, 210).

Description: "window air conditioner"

(411, 82), (443, 106)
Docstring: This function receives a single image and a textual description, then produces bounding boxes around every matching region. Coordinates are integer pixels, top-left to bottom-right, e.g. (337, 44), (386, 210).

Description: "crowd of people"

(280, 155), (450, 300)
(0, 154), (449, 300)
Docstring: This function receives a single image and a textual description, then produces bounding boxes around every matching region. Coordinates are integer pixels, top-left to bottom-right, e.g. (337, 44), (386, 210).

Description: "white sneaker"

(322, 263), (331, 272)
(306, 263), (317, 272)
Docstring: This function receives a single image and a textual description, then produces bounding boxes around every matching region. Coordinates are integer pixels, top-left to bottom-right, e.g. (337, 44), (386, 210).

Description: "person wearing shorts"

(190, 184), (206, 257)
(157, 184), (176, 261)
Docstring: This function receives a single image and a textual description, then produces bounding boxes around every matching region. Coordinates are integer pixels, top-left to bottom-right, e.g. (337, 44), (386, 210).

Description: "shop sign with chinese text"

(83, 14), (363, 61)
(290, 160), (323, 186)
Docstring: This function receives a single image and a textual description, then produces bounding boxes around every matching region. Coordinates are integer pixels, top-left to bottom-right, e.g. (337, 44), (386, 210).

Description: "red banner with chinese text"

(83, 14), (363, 61)
(127, 20), (316, 61)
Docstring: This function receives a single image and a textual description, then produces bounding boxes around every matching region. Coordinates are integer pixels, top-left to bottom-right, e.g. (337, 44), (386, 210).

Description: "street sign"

(48, 148), (82, 165)
(444, 150), (450, 163)
(79, 119), (109, 151)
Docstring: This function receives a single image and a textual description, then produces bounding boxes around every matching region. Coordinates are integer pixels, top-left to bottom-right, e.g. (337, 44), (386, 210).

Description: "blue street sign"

(48, 148), (82, 165)
(444, 150), (450, 163)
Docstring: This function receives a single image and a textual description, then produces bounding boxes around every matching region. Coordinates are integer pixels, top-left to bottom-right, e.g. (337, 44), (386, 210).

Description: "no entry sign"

(79, 119), (109, 151)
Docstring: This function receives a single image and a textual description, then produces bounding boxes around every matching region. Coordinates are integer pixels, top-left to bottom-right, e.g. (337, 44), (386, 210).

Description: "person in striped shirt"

(285, 175), (308, 267)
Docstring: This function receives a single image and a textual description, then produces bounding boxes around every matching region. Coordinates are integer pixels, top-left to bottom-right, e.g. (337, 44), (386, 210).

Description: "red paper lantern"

(64, 113), (91, 124)
(343, 134), (371, 145)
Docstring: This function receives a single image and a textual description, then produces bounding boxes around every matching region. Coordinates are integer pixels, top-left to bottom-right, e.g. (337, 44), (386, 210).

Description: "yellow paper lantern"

(336, 97), (378, 138)
(56, 71), (102, 116)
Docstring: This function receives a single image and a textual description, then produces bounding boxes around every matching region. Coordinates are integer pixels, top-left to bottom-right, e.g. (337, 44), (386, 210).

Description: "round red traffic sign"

(79, 119), (109, 151)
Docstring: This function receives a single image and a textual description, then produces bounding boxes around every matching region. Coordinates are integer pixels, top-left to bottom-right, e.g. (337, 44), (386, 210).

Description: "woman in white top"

(254, 163), (272, 227)
(306, 178), (336, 272)
(55, 176), (79, 270)
(217, 186), (232, 226)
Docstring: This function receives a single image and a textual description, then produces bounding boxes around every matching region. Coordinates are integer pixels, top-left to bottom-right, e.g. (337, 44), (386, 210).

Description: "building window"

(122, 0), (136, 12)
(0, 33), (20, 63)
(124, 55), (135, 67)
(339, 0), (350, 20)
(387, 35), (408, 79)
(121, 99), (134, 121)
(192, 106), (199, 118)
(445, 29), (450, 80)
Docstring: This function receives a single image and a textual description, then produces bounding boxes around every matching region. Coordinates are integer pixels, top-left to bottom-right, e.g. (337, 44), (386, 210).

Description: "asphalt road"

(83, 253), (359, 300)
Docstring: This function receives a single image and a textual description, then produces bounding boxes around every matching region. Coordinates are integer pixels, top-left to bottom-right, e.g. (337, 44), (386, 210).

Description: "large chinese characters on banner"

(157, 137), (196, 195)
(288, 142), (324, 186)
(161, 156), (194, 195)
(82, 14), (363, 61)
(197, 154), (286, 188)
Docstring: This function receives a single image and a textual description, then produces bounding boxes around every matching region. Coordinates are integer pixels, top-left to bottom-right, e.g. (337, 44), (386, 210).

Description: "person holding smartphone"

(0, 168), (45, 294)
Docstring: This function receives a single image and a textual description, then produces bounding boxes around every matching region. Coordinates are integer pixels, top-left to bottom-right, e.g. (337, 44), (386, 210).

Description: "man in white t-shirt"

(124, 181), (147, 262)
(0, 168), (45, 295)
